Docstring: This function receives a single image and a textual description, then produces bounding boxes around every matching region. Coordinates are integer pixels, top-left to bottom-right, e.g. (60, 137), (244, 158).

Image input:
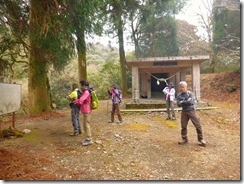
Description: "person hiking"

(162, 82), (176, 120)
(176, 81), (206, 147)
(107, 84), (122, 124)
(74, 80), (93, 146)
(66, 83), (82, 136)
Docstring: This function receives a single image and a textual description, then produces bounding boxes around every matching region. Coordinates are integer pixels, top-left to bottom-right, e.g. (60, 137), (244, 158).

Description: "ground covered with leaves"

(0, 71), (240, 181)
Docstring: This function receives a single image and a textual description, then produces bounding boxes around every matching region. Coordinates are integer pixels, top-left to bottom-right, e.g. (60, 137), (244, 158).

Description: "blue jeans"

(71, 105), (81, 134)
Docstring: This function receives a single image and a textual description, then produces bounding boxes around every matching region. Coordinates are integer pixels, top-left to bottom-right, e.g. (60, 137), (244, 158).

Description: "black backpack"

(75, 89), (82, 108)
(77, 89), (82, 99)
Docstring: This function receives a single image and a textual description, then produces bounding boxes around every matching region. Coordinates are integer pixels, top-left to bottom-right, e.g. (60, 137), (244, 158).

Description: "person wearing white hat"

(162, 82), (176, 120)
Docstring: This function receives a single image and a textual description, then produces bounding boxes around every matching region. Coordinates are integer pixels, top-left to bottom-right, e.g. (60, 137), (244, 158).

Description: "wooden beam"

(121, 106), (218, 112)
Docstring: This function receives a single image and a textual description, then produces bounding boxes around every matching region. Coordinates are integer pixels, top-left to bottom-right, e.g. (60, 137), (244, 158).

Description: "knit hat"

(168, 82), (174, 87)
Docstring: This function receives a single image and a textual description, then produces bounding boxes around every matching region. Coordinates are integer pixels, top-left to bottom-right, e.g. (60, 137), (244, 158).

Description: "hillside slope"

(200, 71), (240, 103)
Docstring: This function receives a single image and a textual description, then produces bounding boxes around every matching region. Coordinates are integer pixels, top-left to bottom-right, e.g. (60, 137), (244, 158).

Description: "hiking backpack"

(69, 89), (82, 108)
(89, 89), (99, 109)
(117, 90), (122, 103)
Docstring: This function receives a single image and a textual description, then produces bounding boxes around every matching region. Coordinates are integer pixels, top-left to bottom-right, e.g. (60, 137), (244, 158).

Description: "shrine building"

(126, 55), (210, 103)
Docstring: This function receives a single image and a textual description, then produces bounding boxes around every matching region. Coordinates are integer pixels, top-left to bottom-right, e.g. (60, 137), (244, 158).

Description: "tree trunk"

(28, 0), (51, 114)
(130, 16), (140, 58)
(151, 24), (156, 57)
(210, 53), (216, 73)
(68, 0), (87, 83)
(77, 29), (87, 82)
(0, 63), (4, 82)
(117, 14), (128, 95)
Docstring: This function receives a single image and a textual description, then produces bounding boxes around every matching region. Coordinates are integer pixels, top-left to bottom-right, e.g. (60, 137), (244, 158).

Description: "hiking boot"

(166, 117), (171, 120)
(70, 132), (79, 136)
(199, 139), (206, 147)
(108, 121), (114, 123)
(171, 117), (176, 120)
(178, 139), (188, 145)
(82, 139), (93, 146)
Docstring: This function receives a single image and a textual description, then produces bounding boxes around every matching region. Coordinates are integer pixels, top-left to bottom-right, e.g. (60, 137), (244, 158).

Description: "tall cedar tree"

(66, 0), (105, 82)
(128, 0), (185, 58)
(107, 0), (128, 95)
(28, 0), (73, 113)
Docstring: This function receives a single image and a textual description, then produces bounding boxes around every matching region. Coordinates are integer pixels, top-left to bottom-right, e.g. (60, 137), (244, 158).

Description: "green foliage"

(87, 54), (105, 66)
(0, 3), (29, 82)
(211, 2), (240, 73)
(50, 59), (130, 109)
(176, 20), (209, 56)
(38, 32), (74, 72)
(49, 72), (76, 110)
(201, 55), (240, 74)
(200, 61), (212, 74)
(92, 44), (119, 61)
(131, 0), (183, 58)
(50, 82), (70, 110)
(49, 44), (131, 109)
(213, 9), (240, 52)
(88, 61), (132, 100)
(88, 61), (121, 100)
(87, 43), (119, 66)
(125, 51), (136, 60)
(67, 0), (106, 36)
(139, 16), (179, 57)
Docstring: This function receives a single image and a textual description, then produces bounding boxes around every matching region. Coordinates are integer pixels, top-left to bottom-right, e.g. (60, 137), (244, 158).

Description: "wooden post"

(132, 66), (140, 102)
(147, 73), (151, 98)
(192, 63), (201, 101)
(12, 112), (15, 128)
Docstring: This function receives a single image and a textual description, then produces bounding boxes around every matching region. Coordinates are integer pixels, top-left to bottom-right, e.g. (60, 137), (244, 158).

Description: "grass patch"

(125, 123), (149, 131)
(152, 116), (165, 122)
(164, 120), (178, 128)
(22, 130), (40, 143)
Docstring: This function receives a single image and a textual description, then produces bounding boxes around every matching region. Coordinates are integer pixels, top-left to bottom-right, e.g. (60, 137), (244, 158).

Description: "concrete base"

(125, 98), (211, 109)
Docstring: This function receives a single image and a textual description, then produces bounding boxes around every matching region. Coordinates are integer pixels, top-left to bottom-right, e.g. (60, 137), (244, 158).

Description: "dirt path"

(0, 99), (240, 180)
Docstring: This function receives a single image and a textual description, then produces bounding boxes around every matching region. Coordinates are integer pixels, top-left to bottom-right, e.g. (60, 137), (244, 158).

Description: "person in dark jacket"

(66, 83), (81, 136)
(176, 81), (206, 146)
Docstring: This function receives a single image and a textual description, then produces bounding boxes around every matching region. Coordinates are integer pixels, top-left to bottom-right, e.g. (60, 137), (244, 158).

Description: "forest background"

(0, 0), (240, 115)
